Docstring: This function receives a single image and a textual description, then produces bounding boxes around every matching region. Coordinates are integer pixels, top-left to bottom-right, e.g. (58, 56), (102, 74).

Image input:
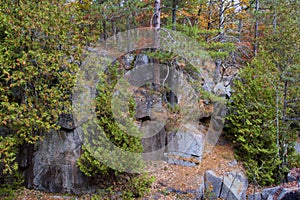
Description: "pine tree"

(226, 0), (300, 186)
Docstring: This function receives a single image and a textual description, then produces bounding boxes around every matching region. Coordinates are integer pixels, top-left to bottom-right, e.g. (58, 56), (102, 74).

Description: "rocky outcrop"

(20, 28), (235, 194)
(24, 128), (96, 194)
(201, 170), (248, 200)
(127, 65), (208, 166)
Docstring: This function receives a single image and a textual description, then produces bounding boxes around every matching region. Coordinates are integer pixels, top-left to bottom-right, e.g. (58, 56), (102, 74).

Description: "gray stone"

(72, 64), (99, 128)
(141, 124), (166, 161)
(219, 172), (236, 199)
(167, 123), (204, 158)
(262, 186), (280, 200)
(140, 120), (166, 140)
(227, 159), (238, 167)
(123, 64), (154, 89)
(202, 74), (215, 93)
(204, 170), (222, 199)
(134, 87), (154, 120)
(248, 192), (262, 200)
(227, 172), (248, 200)
(202, 170), (248, 200)
(21, 28), (238, 195)
(135, 54), (149, 66)
(170, 72), (201, 122)
(220, 172), (248, 200)
(26, 128), (95, 194)
(164, 123), (205, 166)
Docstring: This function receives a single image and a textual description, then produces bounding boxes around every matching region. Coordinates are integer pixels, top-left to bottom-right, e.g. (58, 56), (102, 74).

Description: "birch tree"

(153, 0), (161, 91)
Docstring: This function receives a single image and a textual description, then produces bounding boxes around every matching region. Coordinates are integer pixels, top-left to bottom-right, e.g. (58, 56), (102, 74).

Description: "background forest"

(0, 0), (299, 199)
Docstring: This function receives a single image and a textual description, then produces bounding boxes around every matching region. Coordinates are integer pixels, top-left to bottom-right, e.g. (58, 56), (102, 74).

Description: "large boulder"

(202, 170), (248, 200)
(220, 172), (248, 200)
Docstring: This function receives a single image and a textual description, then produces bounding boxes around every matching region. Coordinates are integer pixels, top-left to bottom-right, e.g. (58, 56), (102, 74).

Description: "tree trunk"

(154, 0), (161, 30)
(214, 0), (225, 84)
(219, 0), (225, 34)
(254, 0), (259, 56)
(153, 0), (161, 91)
(168, 0), (177, 106)
(172, 0), (177, 31)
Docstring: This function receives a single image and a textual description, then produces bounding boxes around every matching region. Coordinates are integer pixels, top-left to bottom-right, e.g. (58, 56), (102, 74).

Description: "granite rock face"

(25, 128), (95, 194)
(129, 67), (209, 166)
(164, 123), (205, 166)
(141, 122), (166, 161)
